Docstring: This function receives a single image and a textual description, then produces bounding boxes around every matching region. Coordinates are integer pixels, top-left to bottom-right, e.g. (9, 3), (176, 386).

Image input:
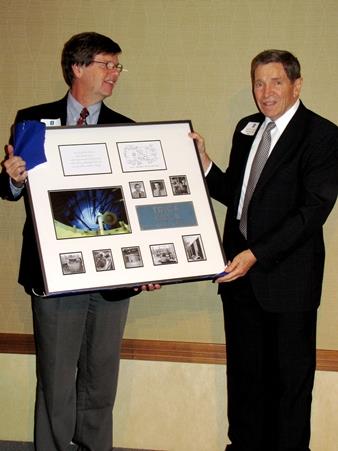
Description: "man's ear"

(293, 77), (303, 99)
(71, 63), (83, 80)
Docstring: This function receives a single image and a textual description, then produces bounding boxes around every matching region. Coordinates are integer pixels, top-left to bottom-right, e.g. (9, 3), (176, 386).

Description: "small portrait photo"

(170, 175), (190, 195)
(60, 252), (85, 275)
(150, 243), (178, 266)
(92, 249), (114, 272)
(122, 246), (144, 269)
(182, 234), (206, 262)
(129, 181), (146, 199)
(150, 179), (167, 197)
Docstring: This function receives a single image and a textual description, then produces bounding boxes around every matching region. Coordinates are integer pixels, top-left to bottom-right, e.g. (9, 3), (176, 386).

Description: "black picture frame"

(26, 121), (225, 295)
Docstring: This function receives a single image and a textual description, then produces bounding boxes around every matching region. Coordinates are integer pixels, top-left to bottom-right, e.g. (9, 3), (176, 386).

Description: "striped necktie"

(239, 121), (276, 238)
(77, 107), (89, 126)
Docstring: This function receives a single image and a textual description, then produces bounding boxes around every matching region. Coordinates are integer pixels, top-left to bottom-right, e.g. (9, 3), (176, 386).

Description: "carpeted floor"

(0, 443), (34, 450)
(0, 443), (162, 451)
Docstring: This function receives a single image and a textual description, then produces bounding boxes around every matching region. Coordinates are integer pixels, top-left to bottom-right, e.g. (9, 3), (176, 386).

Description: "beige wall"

(0, 0), (337, 348)
(0, 354), (337, 450)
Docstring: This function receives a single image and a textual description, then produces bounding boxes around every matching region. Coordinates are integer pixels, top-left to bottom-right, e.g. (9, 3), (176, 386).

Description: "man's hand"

(134, 283), (161, 292)
(189, 131), (212, 173)
(3, 144), (27, 187)
(214, 249), (257, 283)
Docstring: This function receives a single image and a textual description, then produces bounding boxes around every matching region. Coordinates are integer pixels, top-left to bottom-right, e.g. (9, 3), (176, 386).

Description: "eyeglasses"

(90, 60), (125, 72)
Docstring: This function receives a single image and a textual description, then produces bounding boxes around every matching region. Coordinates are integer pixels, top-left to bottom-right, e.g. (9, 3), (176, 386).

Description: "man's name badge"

(41, 118), (62, 127)
(241, 122), (260, 136)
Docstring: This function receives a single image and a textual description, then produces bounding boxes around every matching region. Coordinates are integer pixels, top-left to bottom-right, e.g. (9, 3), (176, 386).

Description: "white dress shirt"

(236, 100), (300, 219)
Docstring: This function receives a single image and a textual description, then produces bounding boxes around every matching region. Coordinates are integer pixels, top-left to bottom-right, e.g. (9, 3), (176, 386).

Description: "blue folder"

(14, 120), (47, 170)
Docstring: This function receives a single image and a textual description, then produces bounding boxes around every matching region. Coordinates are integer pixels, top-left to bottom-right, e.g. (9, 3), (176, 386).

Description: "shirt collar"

(67, 92), (102, 125)
(265, 99), (300, 134)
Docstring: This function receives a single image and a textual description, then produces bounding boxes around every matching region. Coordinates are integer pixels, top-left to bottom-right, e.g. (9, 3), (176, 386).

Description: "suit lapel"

(230, 117), (264, 209)
(97, 103), (113, 124)
(59, 103), (67, 125)
(254, 103), (308, 192)
(237, 118), (264, 172)
(49, 95), (68, 125)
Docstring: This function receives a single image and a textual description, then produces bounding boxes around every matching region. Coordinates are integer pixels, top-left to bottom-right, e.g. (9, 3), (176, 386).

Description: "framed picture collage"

(26, 120), (225, 295)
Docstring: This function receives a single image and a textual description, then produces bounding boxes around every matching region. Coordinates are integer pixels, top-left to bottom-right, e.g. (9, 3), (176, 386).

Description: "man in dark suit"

(0, 32), (159, 451)
(191, 49), (337, 451)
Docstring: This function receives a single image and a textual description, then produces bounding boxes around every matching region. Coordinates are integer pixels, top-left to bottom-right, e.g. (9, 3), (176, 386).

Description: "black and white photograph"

(92, 249), (114, 271)
(150, 179), (167, 197)
(170, 175), (190, 195)
(129, 181), (146, 199)
(182, 234), (206, 262)
(60, 252), (85, 275)
(150, 243), (178, 265)
(122, 246), (144, 268)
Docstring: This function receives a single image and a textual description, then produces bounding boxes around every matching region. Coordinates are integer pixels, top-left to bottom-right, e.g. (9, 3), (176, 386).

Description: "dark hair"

(61, 32), (122, 86)
(251, 49), (301, 83)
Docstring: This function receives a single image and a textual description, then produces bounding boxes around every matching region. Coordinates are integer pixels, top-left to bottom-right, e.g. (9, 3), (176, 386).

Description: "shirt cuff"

(204, 161), (213, 176)
(10, 178), (24, 198)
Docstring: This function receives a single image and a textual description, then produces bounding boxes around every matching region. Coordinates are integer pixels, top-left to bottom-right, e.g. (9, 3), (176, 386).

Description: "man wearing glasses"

(0, 32), (159, 451)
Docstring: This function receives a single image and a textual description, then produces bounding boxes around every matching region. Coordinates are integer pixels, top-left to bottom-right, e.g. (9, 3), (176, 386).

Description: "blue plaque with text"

(136, 202), (197, 230)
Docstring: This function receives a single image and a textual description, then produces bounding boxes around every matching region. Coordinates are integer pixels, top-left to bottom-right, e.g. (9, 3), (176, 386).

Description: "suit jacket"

(207, 102), (338, 312)
(0, 94), (138, 300)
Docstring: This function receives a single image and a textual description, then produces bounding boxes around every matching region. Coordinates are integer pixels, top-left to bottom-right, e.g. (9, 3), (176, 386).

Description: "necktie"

(77, 107), (89, 126)
(239, 121), (276, 238)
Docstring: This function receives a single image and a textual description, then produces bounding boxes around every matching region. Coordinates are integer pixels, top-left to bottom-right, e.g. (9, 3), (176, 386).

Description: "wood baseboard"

(0, 333), (337, 371)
